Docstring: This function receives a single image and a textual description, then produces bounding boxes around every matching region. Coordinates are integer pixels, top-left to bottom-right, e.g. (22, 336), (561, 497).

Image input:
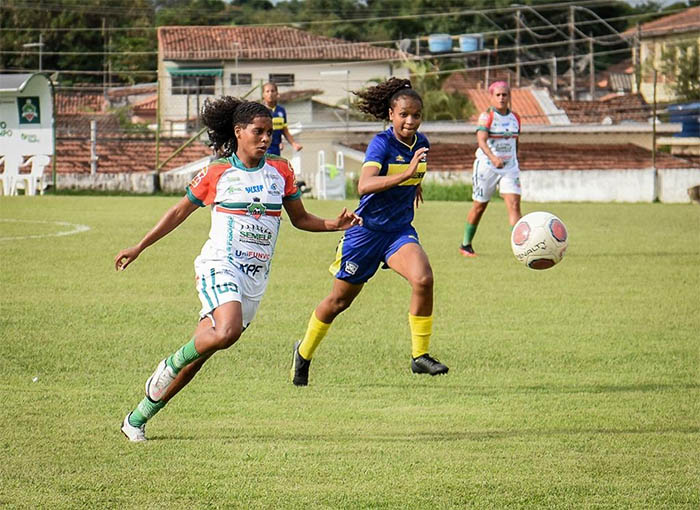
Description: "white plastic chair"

(18, 154), (51, 196)
(0, 154), (24, 196)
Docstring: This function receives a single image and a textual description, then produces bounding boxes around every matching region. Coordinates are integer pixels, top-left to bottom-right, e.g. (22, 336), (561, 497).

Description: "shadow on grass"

(148, 424), (700, 443)
(352, 381), (700, 396)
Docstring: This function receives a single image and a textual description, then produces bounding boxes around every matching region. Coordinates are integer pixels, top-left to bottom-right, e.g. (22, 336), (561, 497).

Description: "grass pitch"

(1, 196), (698, 509)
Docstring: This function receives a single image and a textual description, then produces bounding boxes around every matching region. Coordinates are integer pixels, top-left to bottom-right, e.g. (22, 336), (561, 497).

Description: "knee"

(412, 271), (434, 293)
(212, 323), (242, 350)
(326, 294), (354, 316)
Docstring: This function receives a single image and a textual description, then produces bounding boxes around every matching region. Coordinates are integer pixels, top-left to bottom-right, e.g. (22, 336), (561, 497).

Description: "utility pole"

(569, 5), (576, 101)
(515, 8), (521, 88)
(635, 23), (642, 94)
(102, 18), (107, 96)
(652, 69), (657, 173)
(22, 33), (44, 72)
(589, 33), (594, 99)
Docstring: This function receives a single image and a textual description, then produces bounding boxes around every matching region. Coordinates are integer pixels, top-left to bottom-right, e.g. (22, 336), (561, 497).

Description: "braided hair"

(353, 77), (423, 121)
(200, 96), (272, 157)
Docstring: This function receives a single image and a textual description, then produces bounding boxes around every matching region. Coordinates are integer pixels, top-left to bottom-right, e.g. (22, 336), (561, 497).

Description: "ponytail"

(200, 97), (271, 157)
(353, 77), (422, 121)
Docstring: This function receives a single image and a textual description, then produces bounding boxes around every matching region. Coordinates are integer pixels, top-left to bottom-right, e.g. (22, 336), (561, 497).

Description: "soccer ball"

(511, 211), (568, 270)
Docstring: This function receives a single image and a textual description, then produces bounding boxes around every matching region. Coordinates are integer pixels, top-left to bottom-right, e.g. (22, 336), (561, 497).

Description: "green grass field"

(1, 196), (698, 509)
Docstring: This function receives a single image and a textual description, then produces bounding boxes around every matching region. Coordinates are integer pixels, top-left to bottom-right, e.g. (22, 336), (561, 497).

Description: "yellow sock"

(299, 311), (331, 360)
(409, 313), (432, 358)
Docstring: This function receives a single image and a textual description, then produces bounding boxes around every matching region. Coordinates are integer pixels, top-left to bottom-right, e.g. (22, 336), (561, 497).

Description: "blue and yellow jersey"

(267, 104), (287, 147)
(355, 127), (429, 232)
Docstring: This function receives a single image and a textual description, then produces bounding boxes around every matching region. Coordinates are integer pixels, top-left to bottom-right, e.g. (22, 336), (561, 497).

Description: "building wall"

(157, 59), (407, 128)
(635, 32), (700, 103)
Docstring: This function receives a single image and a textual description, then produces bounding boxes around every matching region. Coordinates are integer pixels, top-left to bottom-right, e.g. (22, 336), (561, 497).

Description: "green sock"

(166, 338), (201, 374)
(129, 397), (166, 427)
(462, 223), (478, 246)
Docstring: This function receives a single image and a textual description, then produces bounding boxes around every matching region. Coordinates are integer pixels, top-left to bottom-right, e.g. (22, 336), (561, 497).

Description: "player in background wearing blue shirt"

(290, 77), (449, 386)
(262, 82), (303, 156)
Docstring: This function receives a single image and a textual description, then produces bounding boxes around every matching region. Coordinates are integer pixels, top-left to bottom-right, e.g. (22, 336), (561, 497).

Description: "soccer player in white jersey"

(460, 81), (522, 257)
(115, 96), (361, 442)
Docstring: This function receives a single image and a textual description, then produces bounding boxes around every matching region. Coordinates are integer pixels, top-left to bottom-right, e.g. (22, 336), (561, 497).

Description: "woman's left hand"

(414, 184), (424, 208)
(333, 208), (363, 230)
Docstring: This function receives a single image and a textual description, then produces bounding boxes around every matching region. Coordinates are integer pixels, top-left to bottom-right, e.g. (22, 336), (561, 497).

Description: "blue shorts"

(329, 225), (420, 284)
(266, 143), (281, 156)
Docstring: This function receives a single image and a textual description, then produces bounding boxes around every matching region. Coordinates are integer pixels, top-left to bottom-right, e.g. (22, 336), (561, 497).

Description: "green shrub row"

(345, 178), (501, 202)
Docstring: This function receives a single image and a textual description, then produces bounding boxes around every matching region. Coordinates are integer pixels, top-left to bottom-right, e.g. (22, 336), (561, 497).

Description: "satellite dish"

(398, 38), (412, 53)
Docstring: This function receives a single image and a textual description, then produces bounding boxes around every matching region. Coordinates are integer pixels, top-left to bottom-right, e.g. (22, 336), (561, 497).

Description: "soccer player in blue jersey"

(262, 82), (303, 156)
(290, 77), (449, 386)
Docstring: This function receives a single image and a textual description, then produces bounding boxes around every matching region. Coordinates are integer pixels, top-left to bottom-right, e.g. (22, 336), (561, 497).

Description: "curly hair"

(353, 77), (423, 121)
(200, 96), (272, 157)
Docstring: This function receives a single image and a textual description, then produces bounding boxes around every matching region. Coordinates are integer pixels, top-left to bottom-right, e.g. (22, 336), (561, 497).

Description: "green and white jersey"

(186, 154), (301, 299)
(475, 107), (521, 173)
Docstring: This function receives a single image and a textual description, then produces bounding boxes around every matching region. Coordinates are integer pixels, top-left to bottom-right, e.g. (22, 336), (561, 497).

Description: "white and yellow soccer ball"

(511, 211), (568, 270)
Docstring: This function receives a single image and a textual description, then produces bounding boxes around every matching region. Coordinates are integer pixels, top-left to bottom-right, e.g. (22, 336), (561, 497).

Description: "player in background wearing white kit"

(116, 97), (361, 442)
(459, 81), (522, 257)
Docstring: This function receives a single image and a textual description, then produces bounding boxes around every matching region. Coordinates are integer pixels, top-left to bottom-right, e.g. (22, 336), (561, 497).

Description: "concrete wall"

(659, 168), (700, 203)
(52, 166), (700, 203)
(520, 169), (657, 202)
(56, 172), (158, 193)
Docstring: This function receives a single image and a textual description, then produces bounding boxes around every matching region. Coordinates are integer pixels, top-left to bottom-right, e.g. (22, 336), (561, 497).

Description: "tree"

(660, 41), (700, 101)
(406, 60), (475, 121)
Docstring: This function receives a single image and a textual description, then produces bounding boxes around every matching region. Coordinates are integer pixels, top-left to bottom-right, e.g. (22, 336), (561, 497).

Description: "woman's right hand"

(115, 246), (141, 271)
(403, 147), (429, 179)
(490, 155), (505, 168)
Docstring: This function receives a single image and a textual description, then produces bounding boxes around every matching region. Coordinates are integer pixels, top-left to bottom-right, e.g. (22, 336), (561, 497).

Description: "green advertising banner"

(18, 96), (40, 124)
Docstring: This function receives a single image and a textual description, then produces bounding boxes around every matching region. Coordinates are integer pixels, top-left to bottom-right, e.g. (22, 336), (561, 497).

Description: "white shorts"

(472, 159), (521, 202)
(194, 258), (261, 329)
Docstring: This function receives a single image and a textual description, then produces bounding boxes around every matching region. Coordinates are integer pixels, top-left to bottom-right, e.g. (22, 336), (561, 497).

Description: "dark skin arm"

(283, 198), (362, 232)
(358, 147), (428, 196)
(114, 196), (199, 271)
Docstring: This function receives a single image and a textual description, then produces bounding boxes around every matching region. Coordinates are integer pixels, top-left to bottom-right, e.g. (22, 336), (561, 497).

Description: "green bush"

(421, 181), (472, 201)
(345, 178), (478, 202)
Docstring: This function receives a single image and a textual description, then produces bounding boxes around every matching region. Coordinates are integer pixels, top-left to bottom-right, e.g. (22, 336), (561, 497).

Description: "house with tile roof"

(624, 6), (700, 103)
(442, 72), (569, 125)
(157, 25), (408, 134)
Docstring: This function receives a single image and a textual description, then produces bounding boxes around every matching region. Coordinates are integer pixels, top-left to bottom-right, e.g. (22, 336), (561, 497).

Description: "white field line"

(0, 219), (91, 241)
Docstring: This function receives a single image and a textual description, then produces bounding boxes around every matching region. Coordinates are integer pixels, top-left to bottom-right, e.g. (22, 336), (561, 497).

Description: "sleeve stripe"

(363, 161), (382, 169)
(283, 190), (302, 201)
(186, 187), (206, 207)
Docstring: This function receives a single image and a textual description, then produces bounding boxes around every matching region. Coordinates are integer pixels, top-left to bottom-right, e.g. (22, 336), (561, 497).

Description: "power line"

(1, 0), (627, 30)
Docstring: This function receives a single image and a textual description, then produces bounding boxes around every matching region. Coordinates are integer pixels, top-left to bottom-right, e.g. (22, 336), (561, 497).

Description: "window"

(171, 75), (216, 95)
(230, 73), (252, 86)
(269, 73), (295, 87)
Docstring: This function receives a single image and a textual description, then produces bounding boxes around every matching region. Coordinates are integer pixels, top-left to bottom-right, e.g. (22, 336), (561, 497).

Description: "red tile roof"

(278, 89), (324, 103)
(469, 89), (549, 125)
(55, 138), (212, 174)
(158, 26), (406, 61)
(132, 95), (157, 116)
(442, 73), (549, 124)
(555, 94), (650, 124)
(347, 142), (696, 171)
(55, 92), (107, 115)
(624, 6), (700, 37)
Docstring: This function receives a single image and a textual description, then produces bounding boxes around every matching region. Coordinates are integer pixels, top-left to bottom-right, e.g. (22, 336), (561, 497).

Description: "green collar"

(230, 153), (265, 172)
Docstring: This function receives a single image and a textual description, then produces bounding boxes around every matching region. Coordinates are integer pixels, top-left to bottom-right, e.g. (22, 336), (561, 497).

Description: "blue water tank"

(428, 34), (452, 53)
(459, 34), (483, 52)
(668, 102), (700, 137)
